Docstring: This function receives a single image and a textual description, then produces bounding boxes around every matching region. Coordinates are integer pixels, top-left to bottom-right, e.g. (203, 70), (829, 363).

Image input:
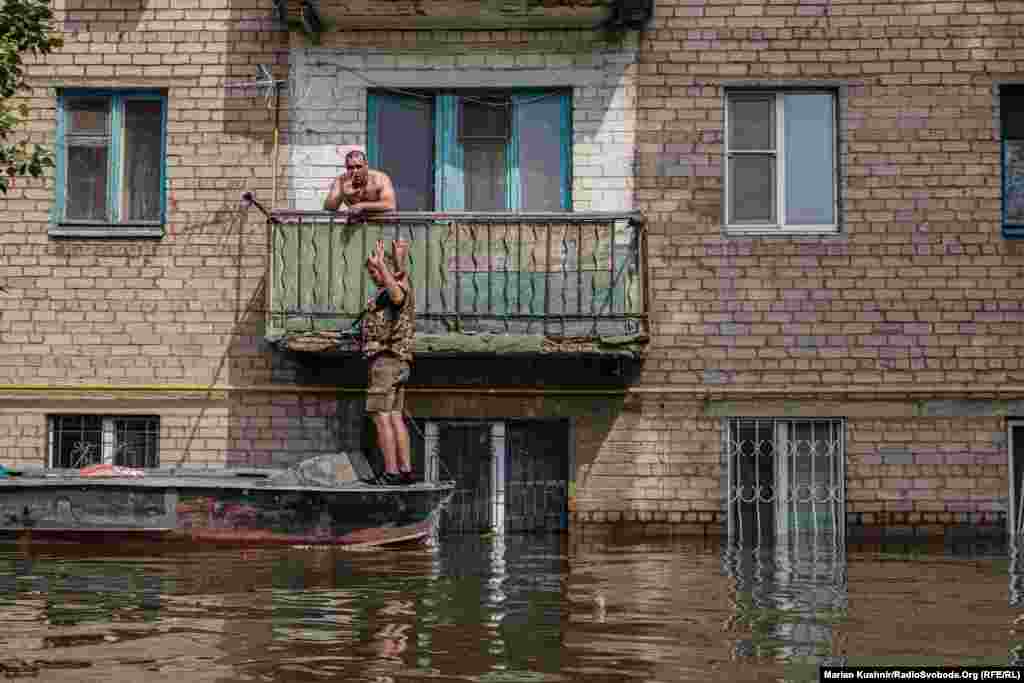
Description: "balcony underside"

(272, 336), (644, 388)
(270, 330), (649, 359)
(308, 0), (615, 30)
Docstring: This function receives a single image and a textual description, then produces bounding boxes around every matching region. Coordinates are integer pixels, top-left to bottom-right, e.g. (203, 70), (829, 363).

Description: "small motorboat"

(0, 454), (454, 549)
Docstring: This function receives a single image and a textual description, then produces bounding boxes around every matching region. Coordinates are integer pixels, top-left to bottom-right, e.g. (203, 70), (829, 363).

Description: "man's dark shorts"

(367, 354), (410, 413)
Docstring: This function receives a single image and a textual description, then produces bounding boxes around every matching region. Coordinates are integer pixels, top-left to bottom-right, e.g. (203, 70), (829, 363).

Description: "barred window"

(48, 415), (160, 469)
(725, 418), (845, 545)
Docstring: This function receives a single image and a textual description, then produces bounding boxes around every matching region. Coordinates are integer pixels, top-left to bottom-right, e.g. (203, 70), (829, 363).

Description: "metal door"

(505, 421), (569, 532)
(435, 423), (493, 534)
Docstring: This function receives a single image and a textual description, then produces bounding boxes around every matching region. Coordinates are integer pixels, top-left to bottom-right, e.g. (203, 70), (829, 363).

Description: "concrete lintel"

(335, 68), (607, 89)
(915, 399), (1024, 418)
(706, 398), (1024, 419)
(704, 400), (916, 419)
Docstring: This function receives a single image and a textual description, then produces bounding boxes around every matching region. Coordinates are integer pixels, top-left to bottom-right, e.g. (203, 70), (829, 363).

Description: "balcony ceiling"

(311, 0), (615, 30)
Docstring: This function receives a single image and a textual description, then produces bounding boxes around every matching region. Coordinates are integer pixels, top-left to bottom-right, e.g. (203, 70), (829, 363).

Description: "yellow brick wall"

(634, 0), (1023, 390)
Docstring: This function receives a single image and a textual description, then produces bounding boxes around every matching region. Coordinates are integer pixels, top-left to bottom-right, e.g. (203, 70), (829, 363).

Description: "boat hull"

(0, 477), (453, 548)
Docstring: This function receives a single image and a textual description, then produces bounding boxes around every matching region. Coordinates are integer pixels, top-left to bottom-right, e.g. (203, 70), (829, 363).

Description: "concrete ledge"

(273, 331), (649, 358)
(848, 524), (1005, 543)
(570, 509), (726, 538)
(570, 520), (726, 538)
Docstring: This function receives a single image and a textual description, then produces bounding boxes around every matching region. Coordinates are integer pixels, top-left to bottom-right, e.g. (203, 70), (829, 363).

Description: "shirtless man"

(323, 150), (397, 221)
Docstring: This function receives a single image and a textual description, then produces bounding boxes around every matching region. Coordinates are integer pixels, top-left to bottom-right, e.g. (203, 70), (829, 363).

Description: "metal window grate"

(725, 418), (845, 546)
(49, 415), (160, 469)
(1009, 421), (1024, 538)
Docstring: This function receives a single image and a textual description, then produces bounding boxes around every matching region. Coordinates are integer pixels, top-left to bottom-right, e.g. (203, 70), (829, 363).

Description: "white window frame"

(723, 89), (839, 235)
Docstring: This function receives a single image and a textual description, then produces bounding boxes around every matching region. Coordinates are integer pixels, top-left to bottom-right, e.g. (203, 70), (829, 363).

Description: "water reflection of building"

(0, 538), (573, 680)
(722, 541), (848, 666)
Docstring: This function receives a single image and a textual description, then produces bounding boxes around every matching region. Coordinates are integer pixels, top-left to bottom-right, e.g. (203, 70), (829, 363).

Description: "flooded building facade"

(4, 0), (1023, 543)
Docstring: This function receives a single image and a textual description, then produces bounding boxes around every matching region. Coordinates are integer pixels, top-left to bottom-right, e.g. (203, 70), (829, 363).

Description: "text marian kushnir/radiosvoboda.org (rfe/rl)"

(820, 668), (1023, 681)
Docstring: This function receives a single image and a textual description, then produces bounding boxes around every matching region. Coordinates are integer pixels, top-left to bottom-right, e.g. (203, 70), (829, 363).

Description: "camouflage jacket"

(361, 281), (415, 362)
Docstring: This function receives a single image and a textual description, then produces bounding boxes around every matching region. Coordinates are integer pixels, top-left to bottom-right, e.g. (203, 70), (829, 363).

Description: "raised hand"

(367, 239), (386, 271)
(392, 239), (409, 273)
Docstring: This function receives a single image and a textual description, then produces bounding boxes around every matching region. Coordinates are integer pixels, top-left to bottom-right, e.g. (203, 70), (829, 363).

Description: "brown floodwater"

(0, 534), (1020, 682)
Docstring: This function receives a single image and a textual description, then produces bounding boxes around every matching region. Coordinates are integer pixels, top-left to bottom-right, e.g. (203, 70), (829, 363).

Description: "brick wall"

(7, 0), (286, 382)
(569, 0), (1024, 534)
(0, 0), (297, 466)
(636, 0), (1024, 390)
(847, 416), (1008, 536)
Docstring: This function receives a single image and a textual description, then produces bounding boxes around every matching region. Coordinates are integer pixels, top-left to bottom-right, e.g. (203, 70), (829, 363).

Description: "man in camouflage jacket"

(362, 239), (415, 486)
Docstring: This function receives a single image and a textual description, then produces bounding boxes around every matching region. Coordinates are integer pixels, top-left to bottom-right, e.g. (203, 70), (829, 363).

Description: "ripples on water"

(0, 535), (1021, 682)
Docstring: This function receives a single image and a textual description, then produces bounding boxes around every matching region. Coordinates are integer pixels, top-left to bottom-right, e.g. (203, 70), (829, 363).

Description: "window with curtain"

(724, 90), (837, 233)
(367, 89), (572, 212)
(56, 90), (167, 234)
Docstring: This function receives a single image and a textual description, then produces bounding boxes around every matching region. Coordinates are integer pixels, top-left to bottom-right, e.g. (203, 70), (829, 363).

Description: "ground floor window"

(48, 415), (160, 469)
(725, 418), (845, 545)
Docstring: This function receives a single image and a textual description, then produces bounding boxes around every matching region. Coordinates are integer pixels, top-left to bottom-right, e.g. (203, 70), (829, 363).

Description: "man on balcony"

(362, 239), (416, 486)
(323, 150), (397, 220)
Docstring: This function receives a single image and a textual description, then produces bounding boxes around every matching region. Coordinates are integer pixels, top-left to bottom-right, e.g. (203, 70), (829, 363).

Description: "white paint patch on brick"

(286, 47), (637, 212)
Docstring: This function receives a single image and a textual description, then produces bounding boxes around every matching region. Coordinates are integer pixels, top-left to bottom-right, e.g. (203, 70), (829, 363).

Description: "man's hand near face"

(324, 152), (397, 215)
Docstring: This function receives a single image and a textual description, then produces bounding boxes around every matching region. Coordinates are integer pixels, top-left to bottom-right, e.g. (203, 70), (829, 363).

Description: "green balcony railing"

(265, 210), (648, 340)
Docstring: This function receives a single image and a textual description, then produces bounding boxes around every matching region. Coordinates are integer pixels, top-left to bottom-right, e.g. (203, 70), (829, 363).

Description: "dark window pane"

(1002, 86), (1024, 139)
(784, 93), (834, 225)
(515, 93), (567, 211)
(437, 423), (492, 533)
(729, 94), (774, 151)
(460, 98), (508, 139)
(65, 144), (109, 221)
(372, 92), (433, 211)
(115, 417), (160, 468)
(64, 96), (111, 222)
(1006, 140), (1024, 224)
(123, 100), (163, 222)
(464, 140), (506, 211)
(52, 415), (102, 468)
(65, 97), (110, 136)
(461, 97), (509, 210)
(729, 155), (775, 223)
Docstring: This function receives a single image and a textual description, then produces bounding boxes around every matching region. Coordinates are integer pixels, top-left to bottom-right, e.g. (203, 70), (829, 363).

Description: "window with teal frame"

(1002, 85), (1024, 239)
(53, 89), (168, 237)
(367, 89), (571, 212)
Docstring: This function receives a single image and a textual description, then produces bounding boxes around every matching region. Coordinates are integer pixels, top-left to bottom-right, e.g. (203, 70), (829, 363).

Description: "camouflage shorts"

(366, 354), (410, 414)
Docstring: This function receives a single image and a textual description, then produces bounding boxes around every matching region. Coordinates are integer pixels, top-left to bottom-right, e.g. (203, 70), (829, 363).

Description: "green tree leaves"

(0, 0), (63, 194)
